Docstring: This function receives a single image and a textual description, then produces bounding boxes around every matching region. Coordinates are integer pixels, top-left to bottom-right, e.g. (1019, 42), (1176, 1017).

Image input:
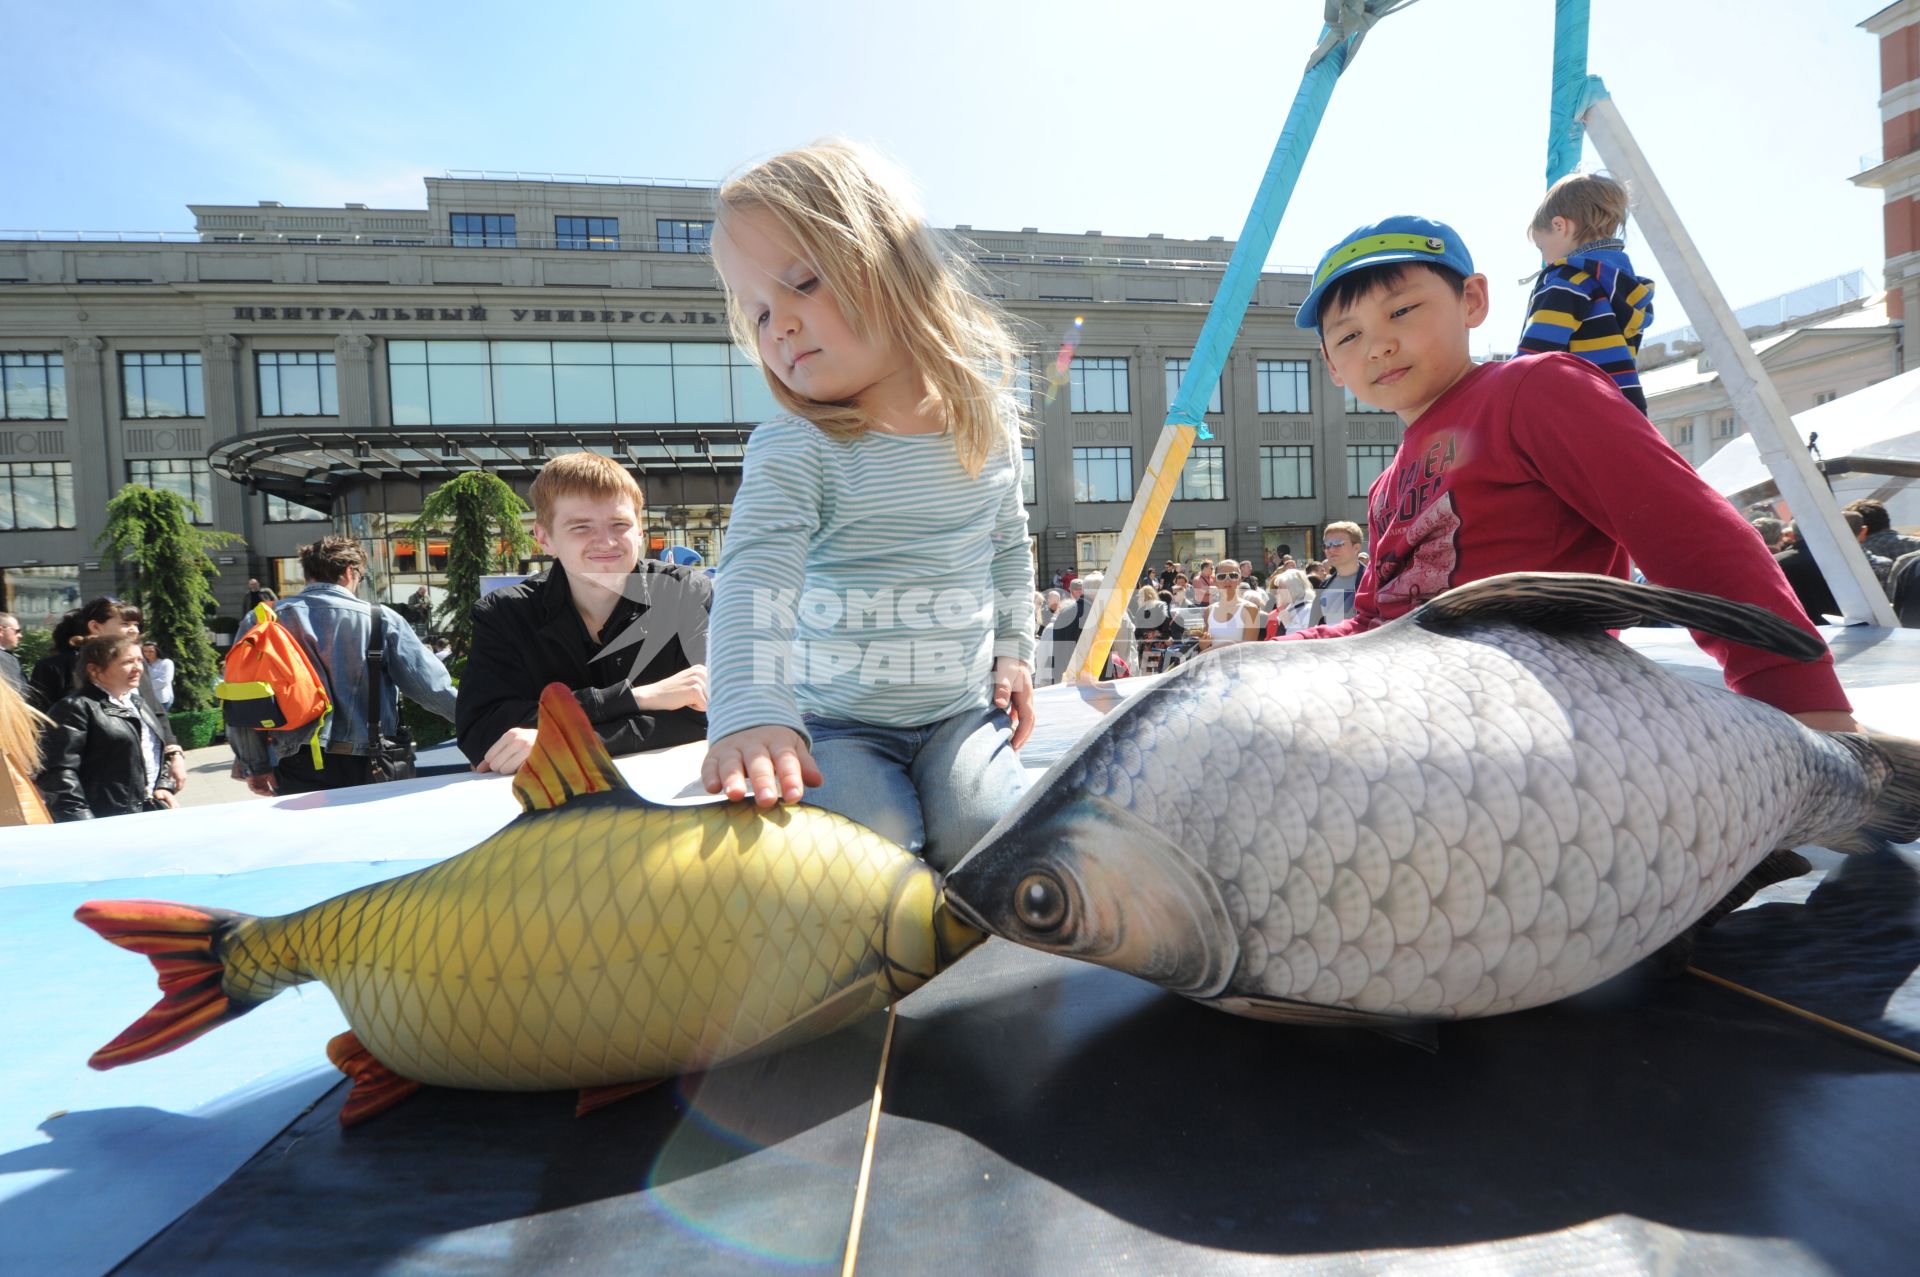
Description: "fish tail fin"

(1823, 733), (1920, 855)
(74, 900), (277, 1070)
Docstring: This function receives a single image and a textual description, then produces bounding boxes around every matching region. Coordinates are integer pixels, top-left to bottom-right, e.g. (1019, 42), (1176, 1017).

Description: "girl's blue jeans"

(801, 706), (1026, 871)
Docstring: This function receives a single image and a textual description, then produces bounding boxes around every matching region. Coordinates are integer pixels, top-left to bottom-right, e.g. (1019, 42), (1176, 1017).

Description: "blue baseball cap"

(1295, 215), (1475, 331)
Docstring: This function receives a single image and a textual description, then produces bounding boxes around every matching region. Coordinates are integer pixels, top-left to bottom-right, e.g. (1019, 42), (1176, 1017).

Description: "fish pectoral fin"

(327, 1031), (424, 1128)
(1699, 847), (1814, 930)
(1410, 572), (1826, 662)
(511, 683), (646, 814)
(1210, 993), (1438, 1050)
(729, 979), (893, 1069)
(575, 1078), (664, 1118)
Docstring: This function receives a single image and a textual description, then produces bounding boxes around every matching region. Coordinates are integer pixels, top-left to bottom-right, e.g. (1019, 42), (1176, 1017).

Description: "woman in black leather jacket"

(39, 634), (183, 821)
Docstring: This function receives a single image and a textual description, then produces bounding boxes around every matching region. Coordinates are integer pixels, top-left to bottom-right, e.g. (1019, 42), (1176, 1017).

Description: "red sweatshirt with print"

(1282, 353), (1848, 715)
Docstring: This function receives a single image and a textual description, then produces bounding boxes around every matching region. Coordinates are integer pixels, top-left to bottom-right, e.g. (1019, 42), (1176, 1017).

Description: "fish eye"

(1014, 872), (1067, 933)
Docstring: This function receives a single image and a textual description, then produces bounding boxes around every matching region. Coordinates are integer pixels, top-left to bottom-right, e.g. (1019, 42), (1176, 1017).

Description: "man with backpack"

(225, 536), (456, 796)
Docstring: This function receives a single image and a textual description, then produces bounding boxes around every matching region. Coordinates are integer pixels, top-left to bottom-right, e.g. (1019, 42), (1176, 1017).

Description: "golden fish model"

(76, 685), (982, 1125)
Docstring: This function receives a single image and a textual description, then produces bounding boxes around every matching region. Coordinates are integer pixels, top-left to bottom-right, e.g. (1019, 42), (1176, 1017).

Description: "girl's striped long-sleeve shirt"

(707, 413), (1035, 744)
(1516, 240), (1656, 414)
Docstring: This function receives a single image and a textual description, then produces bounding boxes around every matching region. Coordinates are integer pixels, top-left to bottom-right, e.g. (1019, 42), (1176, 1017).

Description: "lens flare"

(1043, 315), (1085, 404)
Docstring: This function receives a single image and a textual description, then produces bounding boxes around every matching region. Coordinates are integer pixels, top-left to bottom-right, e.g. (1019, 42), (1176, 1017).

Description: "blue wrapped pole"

(1067, 9), (1387, 681)
(1545, 0), (1594, 186)
(1167, 28), (1356, 438)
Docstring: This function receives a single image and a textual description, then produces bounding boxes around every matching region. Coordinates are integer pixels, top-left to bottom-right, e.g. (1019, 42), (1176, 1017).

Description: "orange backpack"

(216, 603), (331, 769)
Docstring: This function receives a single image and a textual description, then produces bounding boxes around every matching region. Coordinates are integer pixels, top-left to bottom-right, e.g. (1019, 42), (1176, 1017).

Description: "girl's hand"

(702, 725), (823, 807)
(992, 656), (1036, 749)
(1793, 710), (1863, 733)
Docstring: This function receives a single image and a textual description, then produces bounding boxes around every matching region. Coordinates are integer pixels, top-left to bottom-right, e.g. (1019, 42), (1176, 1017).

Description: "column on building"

(199, 334), (243, 532)
(335, 333), (375, 433)
(1857, 2), (1920, 330)
(62, 336), (119, 600)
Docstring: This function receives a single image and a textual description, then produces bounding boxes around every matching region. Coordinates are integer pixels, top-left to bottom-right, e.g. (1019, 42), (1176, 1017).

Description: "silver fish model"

(945, 574), (1920, 1026)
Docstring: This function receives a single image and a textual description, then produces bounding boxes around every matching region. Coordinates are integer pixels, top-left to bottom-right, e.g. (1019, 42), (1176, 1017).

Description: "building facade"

(1857, 0), (1920, 324)
(0, 172), (1395, 630)
(1640, 281), (1903, 466)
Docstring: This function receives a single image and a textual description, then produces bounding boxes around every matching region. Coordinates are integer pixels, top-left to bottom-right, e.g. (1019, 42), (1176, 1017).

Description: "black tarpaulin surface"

(116, 848), (1920, 1276)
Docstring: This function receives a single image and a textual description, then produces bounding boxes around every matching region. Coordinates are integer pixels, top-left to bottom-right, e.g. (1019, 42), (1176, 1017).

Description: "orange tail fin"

(74, 899), (259, 1070)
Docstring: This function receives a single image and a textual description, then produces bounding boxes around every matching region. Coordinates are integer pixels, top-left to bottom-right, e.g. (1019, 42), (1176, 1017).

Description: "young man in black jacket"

(457, 453), (710, 774)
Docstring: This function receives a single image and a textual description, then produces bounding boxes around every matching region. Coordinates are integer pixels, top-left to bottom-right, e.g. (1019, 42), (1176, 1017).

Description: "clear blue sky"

(0, 0), (1885, 358)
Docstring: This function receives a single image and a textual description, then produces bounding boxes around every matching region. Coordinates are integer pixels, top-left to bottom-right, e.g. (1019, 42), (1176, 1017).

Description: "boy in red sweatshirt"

(1284, 214), (1855, 732)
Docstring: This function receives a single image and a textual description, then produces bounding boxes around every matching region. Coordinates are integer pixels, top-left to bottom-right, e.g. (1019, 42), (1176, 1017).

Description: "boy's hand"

(1793, 710), (1864, 733)
(992, 656), (1036, 749)
(475, 726), (538, 774)
(703, 726), (822, 807)
(633, 665), (708, 713)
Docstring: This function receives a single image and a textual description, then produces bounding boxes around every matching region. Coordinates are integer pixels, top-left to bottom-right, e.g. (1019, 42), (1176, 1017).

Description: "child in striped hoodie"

(1516, 172), (1656, 413)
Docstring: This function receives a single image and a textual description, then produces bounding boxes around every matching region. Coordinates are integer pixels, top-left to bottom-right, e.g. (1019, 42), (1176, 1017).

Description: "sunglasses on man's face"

(1324, 540), (1350, 549)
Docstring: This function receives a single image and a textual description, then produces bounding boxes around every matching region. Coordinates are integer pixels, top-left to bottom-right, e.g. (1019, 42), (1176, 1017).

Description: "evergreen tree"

(97, 485), (243, 713)
(404, 471), (536, 656)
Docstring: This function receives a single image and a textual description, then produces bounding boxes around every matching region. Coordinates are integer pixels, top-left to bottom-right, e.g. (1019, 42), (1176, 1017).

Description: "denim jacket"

(230, 583), (457, 777)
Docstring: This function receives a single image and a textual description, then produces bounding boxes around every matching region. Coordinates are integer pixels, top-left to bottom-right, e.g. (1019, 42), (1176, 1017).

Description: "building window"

(257, 351), (338, 417)
(120, 351), (204, 419)
(657, 219), (713, 253)
(1076, 531), (1119, 574)
(1813, 390), (1838, 406)
(1256, 359), (1312, 413)
(451, 213), (515, 248)
(129, 459), (214, 521)
(1020, 445), (1036, 505)
(1675, 422), (1694, 445)
(386, 339), (780, 427)
(1164, 358), (1222, 415)
(266, 493), (327, 523)
(0, 461), (75, 529)
(1072, 446), (1133, 502)
(1260, 444), (1313, 499)
(1346, 443), (1396, 498)
(2, 563), (82, 628)
(1070, 357), (1129, 413)
(556, 216), (619, 250)
(1174, 445), (1225, 500)
(2, 352), (66, 420)
(1343, 386), (1393, 414)
(1713, 416), (1736, 439)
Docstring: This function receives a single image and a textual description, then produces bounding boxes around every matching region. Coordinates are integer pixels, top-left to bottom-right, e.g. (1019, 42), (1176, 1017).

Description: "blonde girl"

(0, 679), (52, 825)
(701, 140), (1035, 870)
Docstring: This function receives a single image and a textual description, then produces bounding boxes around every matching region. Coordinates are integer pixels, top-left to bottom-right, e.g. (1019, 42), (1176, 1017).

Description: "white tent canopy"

(1698, 368), (1920, 512)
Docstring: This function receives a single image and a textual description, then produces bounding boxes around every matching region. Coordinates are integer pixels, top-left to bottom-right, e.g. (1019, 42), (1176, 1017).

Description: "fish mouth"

(940, 887), (992, 934)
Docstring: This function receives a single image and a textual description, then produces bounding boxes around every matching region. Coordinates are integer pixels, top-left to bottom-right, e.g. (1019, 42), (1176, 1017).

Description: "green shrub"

(16, 627), (52, 673)
(401, 697), (456, 749)
(168, 708), (224, 750)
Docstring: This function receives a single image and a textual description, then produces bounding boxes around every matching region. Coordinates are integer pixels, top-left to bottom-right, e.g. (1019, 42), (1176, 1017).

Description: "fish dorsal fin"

(511, 683), (638, 814)
(1411, 572), (1827, 662)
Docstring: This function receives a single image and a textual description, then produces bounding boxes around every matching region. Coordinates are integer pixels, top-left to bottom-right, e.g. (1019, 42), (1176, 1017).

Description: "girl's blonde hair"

(716, 139), (1024, 475)
(1276, 568), (1315, 609)
(0, 680), (51, 777)
(1530, 171), (1630, 244)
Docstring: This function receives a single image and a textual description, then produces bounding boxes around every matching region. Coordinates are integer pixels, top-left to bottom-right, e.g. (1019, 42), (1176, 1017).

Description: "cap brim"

(1295, 250), (1435, 331)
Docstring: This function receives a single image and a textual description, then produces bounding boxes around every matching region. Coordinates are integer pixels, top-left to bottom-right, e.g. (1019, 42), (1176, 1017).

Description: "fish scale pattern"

(224, 799), (926, 1089)
(1064, 622), (1875, 1020)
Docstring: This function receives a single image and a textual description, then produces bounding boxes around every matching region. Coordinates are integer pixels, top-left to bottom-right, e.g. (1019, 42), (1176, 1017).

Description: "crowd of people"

(1757, 498), (1920, 628)
(0, 150), (1879, 844)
